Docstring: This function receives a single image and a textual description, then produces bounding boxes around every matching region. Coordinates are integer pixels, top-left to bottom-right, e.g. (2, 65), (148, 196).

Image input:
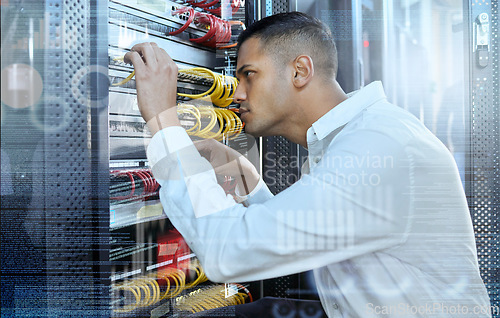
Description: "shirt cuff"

(147, 126), (192, 167)
(234, 178), (274, 205)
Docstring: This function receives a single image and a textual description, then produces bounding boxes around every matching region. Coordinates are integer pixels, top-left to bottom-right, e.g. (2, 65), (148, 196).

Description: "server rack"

(106, 1), (253, 316)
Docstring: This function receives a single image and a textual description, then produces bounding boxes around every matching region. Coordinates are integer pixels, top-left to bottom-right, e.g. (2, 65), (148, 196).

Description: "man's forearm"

(146, 107), (181, 136)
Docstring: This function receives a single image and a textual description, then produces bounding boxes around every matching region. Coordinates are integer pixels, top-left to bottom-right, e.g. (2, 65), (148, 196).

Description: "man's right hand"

(124, 42), (180, 135)
(194, 139), (260, 196)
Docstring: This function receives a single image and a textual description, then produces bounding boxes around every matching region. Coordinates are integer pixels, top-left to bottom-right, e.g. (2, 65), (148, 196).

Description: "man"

(125, 12), (491, 317)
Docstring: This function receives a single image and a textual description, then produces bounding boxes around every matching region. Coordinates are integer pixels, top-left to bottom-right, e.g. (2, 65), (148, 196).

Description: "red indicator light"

(363, 40), (370, 48)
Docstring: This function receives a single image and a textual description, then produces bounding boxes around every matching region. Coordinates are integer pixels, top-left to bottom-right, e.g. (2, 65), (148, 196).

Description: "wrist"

(235, 177), (264, 201)
(235, 162), (260, 195)
(146, 107), (181, 136)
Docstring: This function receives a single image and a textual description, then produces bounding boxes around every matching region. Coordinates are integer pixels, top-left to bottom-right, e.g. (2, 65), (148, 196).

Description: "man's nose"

(232, 82), (246, 104)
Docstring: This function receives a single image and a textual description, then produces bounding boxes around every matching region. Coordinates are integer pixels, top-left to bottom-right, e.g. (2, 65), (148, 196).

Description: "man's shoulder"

(353, 101), (431, 144)
(325, 100), (442, 162)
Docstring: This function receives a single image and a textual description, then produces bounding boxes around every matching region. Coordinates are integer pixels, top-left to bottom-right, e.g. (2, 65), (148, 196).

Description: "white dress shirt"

(147, 81), (491, 317)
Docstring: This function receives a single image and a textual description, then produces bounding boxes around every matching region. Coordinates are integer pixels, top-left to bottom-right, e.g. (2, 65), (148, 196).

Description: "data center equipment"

(107, 0), (255, 316)
(1, 0), (499, 317)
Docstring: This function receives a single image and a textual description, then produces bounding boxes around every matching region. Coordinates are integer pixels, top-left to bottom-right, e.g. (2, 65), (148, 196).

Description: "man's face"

(234, 37), (291, 137)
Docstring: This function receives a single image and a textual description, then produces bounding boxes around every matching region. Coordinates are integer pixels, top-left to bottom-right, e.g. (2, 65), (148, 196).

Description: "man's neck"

(281, 79), (348, 148)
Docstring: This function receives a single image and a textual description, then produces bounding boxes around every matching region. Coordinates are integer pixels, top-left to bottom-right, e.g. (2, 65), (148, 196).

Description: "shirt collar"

(306, 81), (387, 143)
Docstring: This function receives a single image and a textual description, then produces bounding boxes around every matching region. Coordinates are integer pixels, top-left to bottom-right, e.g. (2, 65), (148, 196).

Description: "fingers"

(126, 42), (174, 67)
(123, 50), (145, 73)
(129, 42), (158, 68)
(127, 42), (178, 82)
(153, 47), (178, 79)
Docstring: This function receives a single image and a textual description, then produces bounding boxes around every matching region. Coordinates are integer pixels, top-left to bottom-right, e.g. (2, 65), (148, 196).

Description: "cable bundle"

(181, 0), (242, 16)
(110, 169), (159, 201)
(174, 284), (252, 314)
(112, 260), (209, 314)
(170, 8), (245, 49)
(112, 275), (161, 313)
(178, 68), (238, 107)
(178, 104), (243, 141)
(111, 64), (239, 108)
(110, 59), (214, 88)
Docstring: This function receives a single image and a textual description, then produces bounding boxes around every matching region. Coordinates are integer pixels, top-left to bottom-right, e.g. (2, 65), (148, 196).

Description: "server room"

(1, 0), (499, 317)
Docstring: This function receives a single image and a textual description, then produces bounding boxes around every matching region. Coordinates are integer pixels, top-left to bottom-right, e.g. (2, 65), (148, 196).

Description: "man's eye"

(244, 71), (253, 77)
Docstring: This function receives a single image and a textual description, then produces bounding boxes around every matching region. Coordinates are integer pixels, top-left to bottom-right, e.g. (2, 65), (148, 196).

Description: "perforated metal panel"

(43, 0), (109, 315)
(468, 0), (500, 316)
(272, 0), (288, 14)
(262, 137), (301, 195)
(264, 0), (288, 19)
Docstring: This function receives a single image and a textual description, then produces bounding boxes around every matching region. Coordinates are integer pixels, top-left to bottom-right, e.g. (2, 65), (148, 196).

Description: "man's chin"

(241, 123), (271, 138)
(242, 128), (261, 138)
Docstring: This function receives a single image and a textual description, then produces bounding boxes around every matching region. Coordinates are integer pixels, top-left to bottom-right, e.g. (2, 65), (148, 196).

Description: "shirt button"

(332, 304), (339, 310)
(314, 157), (321, 163)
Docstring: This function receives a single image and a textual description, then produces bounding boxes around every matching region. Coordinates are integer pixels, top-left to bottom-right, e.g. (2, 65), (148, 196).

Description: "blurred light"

(364, 40), (370, 48)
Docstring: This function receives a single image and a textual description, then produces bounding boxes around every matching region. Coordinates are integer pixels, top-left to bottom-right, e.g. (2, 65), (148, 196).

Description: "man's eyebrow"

(236, 64), (251, 76)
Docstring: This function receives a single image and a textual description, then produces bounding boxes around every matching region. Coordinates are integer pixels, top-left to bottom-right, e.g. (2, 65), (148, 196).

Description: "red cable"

(203, 16), (219, 47)
(194, 0), (219, 8)
(141, 169), (159, 194)
(171, 7), (238, 49)
(187, 0), (206, 4)
(143, 170), (154, 193)
(218, 18), (229, 44)
(169, 8), (195, 36)
(148, 170), (160, 192)
(110, 171), (135, 201)
(235, 283), (253, 303)
(109, 169), (160, 200)
(125, 171), (136, 198)
(134, 170), (149, 194)
(143, 170), (156, 193)
(135, 170), (151, 194)
(190, 14), (216, 44)
(205, 16), (224, 47)
(221, 20), (231, 44)
(194, 12), (210, 24)
(204, 15), (227, 47)
(216, 19), (228, 47)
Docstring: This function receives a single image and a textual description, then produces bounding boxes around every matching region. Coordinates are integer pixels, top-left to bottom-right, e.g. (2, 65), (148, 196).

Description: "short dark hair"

(237, 12), (338, 78)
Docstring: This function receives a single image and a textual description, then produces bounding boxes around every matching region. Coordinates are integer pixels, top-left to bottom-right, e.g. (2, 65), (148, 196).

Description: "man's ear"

(292, 55), (314, 88)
